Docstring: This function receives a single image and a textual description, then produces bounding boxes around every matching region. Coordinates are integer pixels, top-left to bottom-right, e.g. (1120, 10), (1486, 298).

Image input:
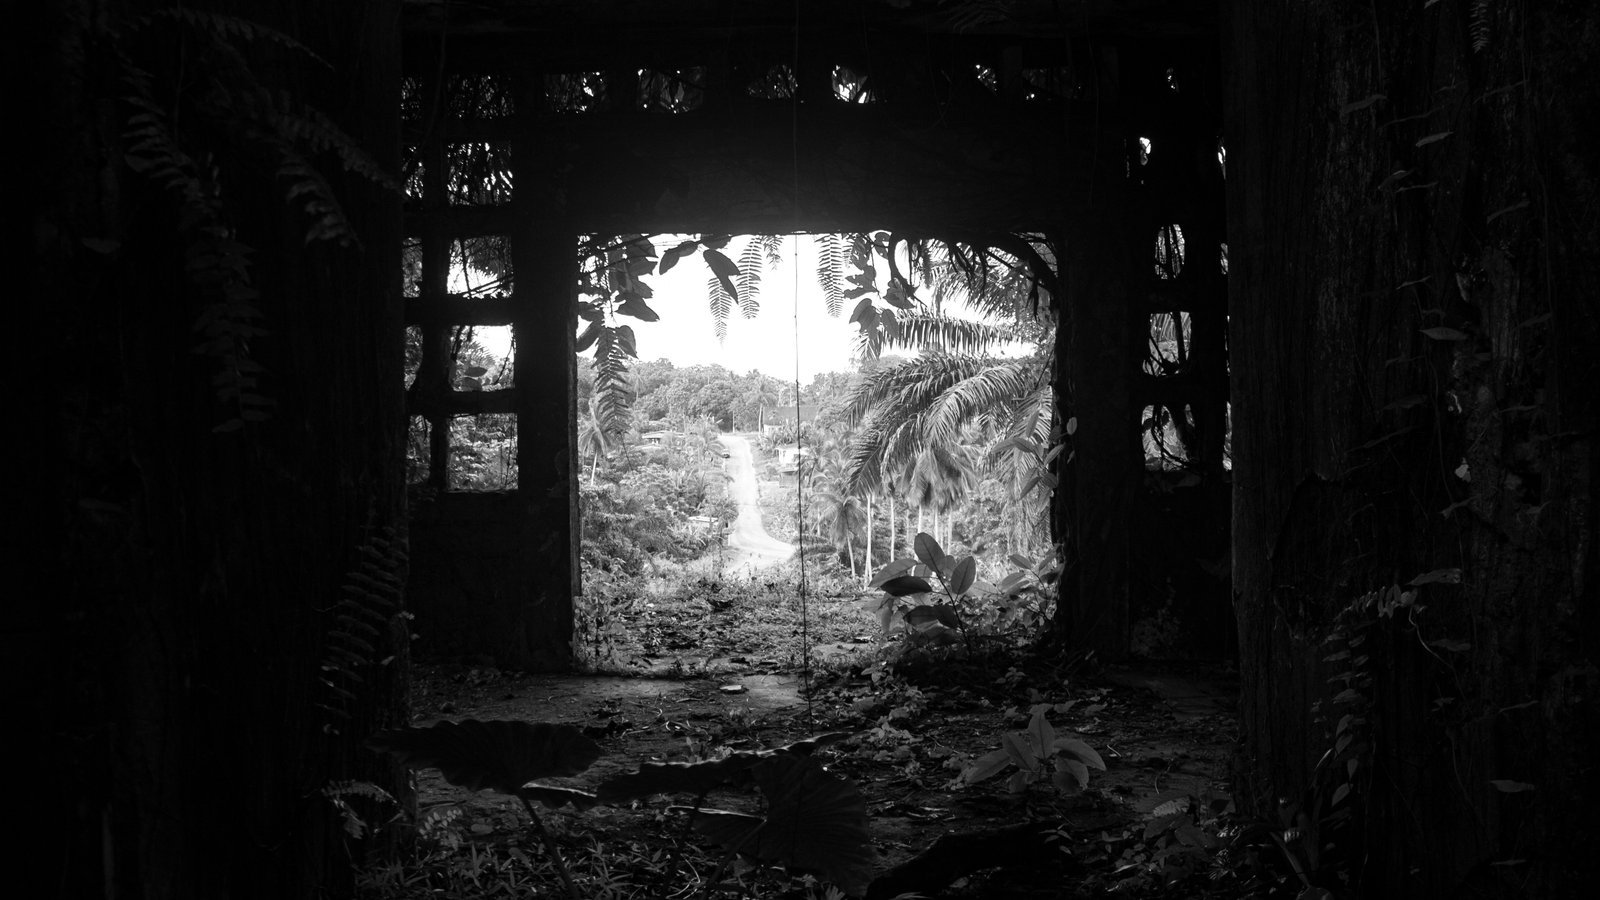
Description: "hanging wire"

(790, 0), (813, 728)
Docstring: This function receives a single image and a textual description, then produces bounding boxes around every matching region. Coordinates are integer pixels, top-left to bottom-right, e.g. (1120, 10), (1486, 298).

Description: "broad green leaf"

(1149, 792), (1190, 817)
(1006, 770), (1031, 794)
(1489, 780), (1534, 793)
(596, 754), (764, 803)
(902, 603), (960, 629)
(1420, 327), (1468, 341)
(883, 277), (914, 309)
(1056, 757), (1089, 790)
(1028, 707), (1056, 755)
(960, 748), (1011, 784)
(913, 532), (945, 568)
(862, 595), (899, 633)
(702, 248), (741, 304)
(1051, 768), (1082, 794)
(1009, 553), (1035, 570)
(682, 807), (763, 846)
(1052, 736), (1106, 770)
(868, 557), (920, 588)
(367, 720), (601, 795)
(949, 556), (976, 597)
(616, 296), (659, 322)
(880, 575), (934, 597)
(686, 755), (873, 896)
(1001, 731), (1035, 772)
(658, 239), (699, 275)
(462, 365), (488, 377)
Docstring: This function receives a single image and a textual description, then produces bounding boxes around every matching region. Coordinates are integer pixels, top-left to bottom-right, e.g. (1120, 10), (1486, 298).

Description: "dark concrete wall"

(409, 491), (573, 669)
(1227, 0), (1599, 893)
(21, 2), (410, 897)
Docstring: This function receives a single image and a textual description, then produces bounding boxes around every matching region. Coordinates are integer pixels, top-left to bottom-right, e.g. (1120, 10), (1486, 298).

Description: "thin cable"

(790, 0), (812, 728)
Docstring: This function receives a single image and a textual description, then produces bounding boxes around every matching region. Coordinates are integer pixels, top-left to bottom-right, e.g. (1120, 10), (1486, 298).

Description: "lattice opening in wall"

(406, 415), (432, 485)
(747, 64), (796, 99)
(445, 142), (514, 206)
(546, 72), (608, 113)
(1146, 312), (1192, 376)
(1154, 223), (1185, 279)
(1019, 66), (1074, 101)
(448, 413), (518, 491)
(1142, 403), (1195, 470)
(833, 65), (875, 103)
(638, 68), (706, 113)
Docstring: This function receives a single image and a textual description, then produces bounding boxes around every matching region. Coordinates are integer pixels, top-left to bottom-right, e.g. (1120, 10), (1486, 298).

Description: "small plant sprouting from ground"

(863, 532), (1060, 657)
(956, 704), (1106, 796)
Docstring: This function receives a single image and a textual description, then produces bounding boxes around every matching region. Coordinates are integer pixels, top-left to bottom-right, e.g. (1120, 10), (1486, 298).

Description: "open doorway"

(564, 232), (1064, 677)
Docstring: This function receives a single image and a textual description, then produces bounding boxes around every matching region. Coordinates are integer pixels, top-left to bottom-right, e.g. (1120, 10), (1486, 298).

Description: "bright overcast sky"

(473, 235), (859, 385)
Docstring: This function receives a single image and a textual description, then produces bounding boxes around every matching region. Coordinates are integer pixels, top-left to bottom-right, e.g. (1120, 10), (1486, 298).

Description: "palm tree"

(751, 377), (782, 432)
(841, 290), (1056, 559)
(578, 396), (611, 483)
(815, 485), (867, 576)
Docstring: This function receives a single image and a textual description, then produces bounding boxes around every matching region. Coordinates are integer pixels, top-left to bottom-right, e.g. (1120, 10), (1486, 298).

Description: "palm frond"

(921, 359), (1043, 451)
(842, 352), (994, 427)
(887, 312), (1019, 355)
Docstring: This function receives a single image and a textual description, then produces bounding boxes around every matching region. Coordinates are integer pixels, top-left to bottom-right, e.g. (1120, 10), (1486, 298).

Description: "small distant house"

(762, 404), (819, 436)
(776, 446), (812, 488)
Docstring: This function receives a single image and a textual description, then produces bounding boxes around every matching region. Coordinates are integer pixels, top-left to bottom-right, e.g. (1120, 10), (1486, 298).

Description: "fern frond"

(277, 154), (359, 247)
(762, 233), (787, 270)
(1470, 0), (1491, 52)
(735, 236), (765, 318)
(141, 8), (330, 68)
(816, 233), (846, 316)
(320, 525), (408, 729)
(274, 103), (402, 193)
(707, 274), (733, 341)
(592, 325), (637, 437)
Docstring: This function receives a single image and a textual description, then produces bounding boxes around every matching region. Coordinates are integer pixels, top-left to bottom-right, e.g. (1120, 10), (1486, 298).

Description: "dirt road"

(716, 433), (793, 571)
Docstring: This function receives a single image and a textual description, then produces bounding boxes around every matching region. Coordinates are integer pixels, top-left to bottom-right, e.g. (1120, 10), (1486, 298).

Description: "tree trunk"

(887, 490), (897, 560)
(1227, 2), (1600, 895)
(863, 493), (874, 586)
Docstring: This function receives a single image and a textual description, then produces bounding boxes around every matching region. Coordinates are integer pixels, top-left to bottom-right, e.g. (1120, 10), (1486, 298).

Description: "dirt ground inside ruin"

(400, 648), (1240, 898)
